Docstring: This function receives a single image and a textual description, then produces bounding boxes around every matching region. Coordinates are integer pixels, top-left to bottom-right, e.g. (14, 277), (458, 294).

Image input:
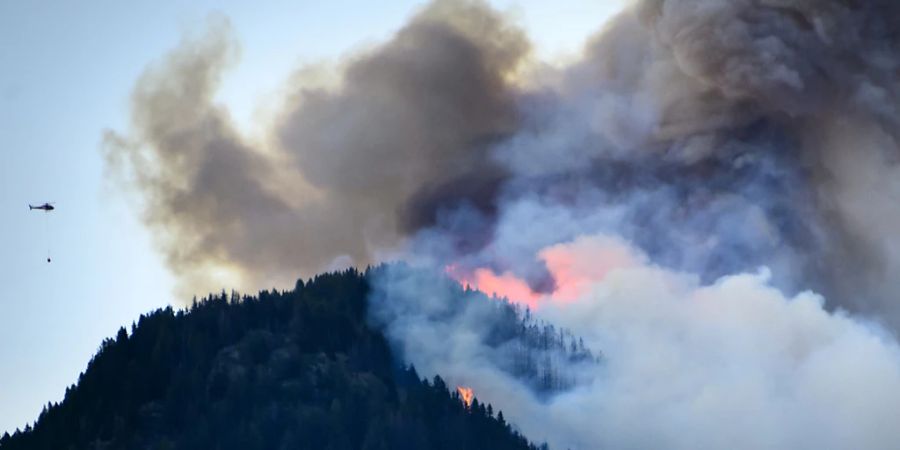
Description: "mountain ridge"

(0, 268), (545, 450)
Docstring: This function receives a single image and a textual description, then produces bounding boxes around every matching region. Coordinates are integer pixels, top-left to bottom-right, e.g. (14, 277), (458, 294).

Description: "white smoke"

(372, 236), (900, 450)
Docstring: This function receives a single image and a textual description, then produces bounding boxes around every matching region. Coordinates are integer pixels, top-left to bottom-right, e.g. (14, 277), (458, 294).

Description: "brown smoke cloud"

(105, 1), (528, 296)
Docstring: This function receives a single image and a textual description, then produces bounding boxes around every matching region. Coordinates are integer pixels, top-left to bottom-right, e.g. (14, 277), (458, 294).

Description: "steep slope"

(0, 269), (540, 450)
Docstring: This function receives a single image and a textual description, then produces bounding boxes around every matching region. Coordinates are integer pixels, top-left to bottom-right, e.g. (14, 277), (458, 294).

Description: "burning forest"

(457, 386), (475, 408)
(101, 0), (900, 449)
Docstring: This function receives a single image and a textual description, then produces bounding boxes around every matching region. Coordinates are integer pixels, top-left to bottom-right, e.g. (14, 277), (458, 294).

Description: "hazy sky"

(0, 0), (627, 435)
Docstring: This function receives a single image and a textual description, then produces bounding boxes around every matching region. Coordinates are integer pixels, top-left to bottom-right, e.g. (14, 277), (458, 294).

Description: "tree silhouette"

(0, 268), (543, 450)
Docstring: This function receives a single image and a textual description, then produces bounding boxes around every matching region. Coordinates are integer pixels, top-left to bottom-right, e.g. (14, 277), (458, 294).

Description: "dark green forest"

(0, 268), (546, 450)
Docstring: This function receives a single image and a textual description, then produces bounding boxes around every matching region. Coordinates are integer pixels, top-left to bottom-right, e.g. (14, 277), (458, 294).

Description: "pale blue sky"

(0, 0), (626, 434)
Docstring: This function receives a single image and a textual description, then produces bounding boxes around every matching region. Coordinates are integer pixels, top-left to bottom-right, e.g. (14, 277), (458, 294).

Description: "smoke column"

(107, 0), (900, 448)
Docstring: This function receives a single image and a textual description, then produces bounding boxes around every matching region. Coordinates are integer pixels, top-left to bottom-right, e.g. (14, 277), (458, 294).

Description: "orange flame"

(446, 235), (642, 309)
(457, 386), (474, 407)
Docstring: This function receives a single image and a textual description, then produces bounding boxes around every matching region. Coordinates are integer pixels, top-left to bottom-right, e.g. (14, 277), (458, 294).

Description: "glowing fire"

(466, 269), (543, 307)
(447, 235), (643, 308)
(457, 386), (475, 407)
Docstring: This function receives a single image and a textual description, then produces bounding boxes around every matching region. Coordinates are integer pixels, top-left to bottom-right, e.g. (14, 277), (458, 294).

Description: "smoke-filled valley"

(94, 0), (900, 449)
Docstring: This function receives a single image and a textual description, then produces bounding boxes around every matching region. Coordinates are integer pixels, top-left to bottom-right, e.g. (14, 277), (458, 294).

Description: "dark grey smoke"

(623, 0), (900, 323)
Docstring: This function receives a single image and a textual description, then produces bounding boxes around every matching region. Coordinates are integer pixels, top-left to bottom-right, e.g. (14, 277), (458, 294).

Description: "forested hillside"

(0, 269), (543, 450)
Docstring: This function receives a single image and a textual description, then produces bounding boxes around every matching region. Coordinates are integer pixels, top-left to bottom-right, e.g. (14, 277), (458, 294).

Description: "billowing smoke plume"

(105, 2), (528, 294)
(107, 0), (900, 448)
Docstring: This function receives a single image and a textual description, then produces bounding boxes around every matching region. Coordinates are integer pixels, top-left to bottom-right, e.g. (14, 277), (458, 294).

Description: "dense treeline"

(0, 269), (541, 450)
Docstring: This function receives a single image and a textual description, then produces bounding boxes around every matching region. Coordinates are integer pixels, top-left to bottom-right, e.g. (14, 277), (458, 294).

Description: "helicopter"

(28, 203), (55, 262)
(29, 202), (55, 211)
